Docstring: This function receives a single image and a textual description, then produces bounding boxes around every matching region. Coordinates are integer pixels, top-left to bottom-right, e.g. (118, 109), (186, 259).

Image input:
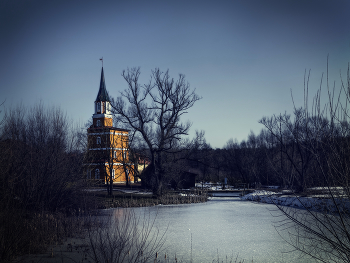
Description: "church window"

(112, 169), (115, 179)
(95, 169), (100, 179)
(113, 150), (117, 158)
(97, 137), (101, 144)
(96, 120), (101, 127)
(97, 102), (101, 113)
(123, 151), (127, 160)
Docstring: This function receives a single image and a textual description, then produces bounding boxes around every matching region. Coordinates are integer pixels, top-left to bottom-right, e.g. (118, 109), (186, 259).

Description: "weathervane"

(100, 57), (103, 67)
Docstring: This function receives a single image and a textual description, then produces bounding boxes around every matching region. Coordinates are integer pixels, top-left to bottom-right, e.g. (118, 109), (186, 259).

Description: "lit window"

(95, 169), (100, 179)
(97, 137), (101, 144)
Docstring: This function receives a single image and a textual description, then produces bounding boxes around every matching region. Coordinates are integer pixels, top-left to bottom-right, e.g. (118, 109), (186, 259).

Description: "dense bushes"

(0, 103), (87, 261)
(0, 104), (85, 212)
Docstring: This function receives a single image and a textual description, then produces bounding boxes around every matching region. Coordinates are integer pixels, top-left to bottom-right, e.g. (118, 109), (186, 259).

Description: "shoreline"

(241, 190), (350, 212)
(93, 189), (209, 209)
(15, 190), (208, 263)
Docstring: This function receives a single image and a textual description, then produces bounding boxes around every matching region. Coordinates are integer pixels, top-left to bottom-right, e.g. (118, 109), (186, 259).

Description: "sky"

(1, 0), (350, 148)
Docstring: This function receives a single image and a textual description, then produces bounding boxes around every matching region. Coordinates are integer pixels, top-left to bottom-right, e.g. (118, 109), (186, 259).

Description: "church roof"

(95, 67), (110, 102)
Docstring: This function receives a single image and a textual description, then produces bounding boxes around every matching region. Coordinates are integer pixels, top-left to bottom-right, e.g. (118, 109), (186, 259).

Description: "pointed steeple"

(95, 67), (110, 102)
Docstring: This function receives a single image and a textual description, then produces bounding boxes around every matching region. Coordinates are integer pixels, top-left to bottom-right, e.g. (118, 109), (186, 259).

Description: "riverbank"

(14, 188), (208, 263)
(241, 189), (350, 212)
(17, 196), (295, 263)
(89, 188), (209, 208)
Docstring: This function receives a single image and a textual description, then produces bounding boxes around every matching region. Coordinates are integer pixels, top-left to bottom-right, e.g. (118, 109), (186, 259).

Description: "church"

(85, 67), (134, 184)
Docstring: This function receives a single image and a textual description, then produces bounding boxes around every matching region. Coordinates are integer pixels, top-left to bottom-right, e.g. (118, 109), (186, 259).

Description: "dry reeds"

(85, 209), (166, 263)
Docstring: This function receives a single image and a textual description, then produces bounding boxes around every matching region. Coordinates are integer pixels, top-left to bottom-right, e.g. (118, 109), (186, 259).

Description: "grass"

(89, 188), (209, 208)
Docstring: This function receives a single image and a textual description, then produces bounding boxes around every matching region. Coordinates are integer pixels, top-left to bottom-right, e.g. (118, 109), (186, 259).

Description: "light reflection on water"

(105, 197), (317, 263)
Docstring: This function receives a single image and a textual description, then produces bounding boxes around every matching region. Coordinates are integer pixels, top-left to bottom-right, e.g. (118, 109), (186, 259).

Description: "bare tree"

(259, 110), (315, 192)
(264, 61), (350, 262)
(112, 68), (201, 196)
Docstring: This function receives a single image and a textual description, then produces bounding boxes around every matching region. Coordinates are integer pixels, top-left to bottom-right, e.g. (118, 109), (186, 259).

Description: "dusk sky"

(1, 0), (349, 148)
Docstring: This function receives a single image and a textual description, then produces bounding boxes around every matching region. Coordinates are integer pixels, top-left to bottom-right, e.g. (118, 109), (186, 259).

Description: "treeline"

(177, 108), (350, 192)
(0, 103), (88, 261)
(131, 105), (350, 193)
(0, 103), (85, 212)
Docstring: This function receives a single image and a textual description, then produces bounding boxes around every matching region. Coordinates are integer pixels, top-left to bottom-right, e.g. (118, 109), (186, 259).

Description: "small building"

(133, 154), (150, 182)
(85, 67), (134, 183)
(178, 171), (197, 189)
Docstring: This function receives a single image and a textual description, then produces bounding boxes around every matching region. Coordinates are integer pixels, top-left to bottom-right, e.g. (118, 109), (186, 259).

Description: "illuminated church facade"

(86, 67), (134, 183)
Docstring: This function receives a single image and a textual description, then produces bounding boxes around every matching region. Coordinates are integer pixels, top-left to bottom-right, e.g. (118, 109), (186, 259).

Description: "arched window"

(87, 170), (91, 179)
(96, 120), (101, 127)
(112, 169), (115, 179)
(95, 169), (100, 179)
(113, 150), (117, 158)
(97, 137), (101, 144)
(123, 151), (127, 160)
(97, 102), (101, 113)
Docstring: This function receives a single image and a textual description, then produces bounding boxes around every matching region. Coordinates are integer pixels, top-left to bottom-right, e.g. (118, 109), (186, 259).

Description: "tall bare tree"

(264, 61), (350, 262)
(112, 68), (201, 195)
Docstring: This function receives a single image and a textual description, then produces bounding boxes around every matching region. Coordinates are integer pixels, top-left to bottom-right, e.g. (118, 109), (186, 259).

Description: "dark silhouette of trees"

(0, 103), (83, 212)
(218, 61), (350, 262)
(112, 68), (201, 196)
(259, 110), (316, 192)
(267, 64), (350, 262)
(232, 62), (350, 262)
(0, 103), (86, 261)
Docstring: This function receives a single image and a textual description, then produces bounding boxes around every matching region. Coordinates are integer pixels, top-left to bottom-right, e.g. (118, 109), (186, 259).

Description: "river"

(103, 196), (319, 263)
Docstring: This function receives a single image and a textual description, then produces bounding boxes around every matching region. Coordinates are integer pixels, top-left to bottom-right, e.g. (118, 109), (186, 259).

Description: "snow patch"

(241, 190), (350, 212)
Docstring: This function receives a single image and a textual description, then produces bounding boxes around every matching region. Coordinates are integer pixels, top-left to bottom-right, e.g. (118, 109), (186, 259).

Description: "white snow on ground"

(241, 190), (350, 212)
(178, 193), (197, 197)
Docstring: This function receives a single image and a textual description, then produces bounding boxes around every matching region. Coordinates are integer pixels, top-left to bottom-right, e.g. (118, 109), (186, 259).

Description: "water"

(104, 197), (318, 263)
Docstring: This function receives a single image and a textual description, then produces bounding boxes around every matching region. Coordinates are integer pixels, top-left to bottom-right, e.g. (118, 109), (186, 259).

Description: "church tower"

(86, 67), (134, 184)
(92, 67), (113, 128)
